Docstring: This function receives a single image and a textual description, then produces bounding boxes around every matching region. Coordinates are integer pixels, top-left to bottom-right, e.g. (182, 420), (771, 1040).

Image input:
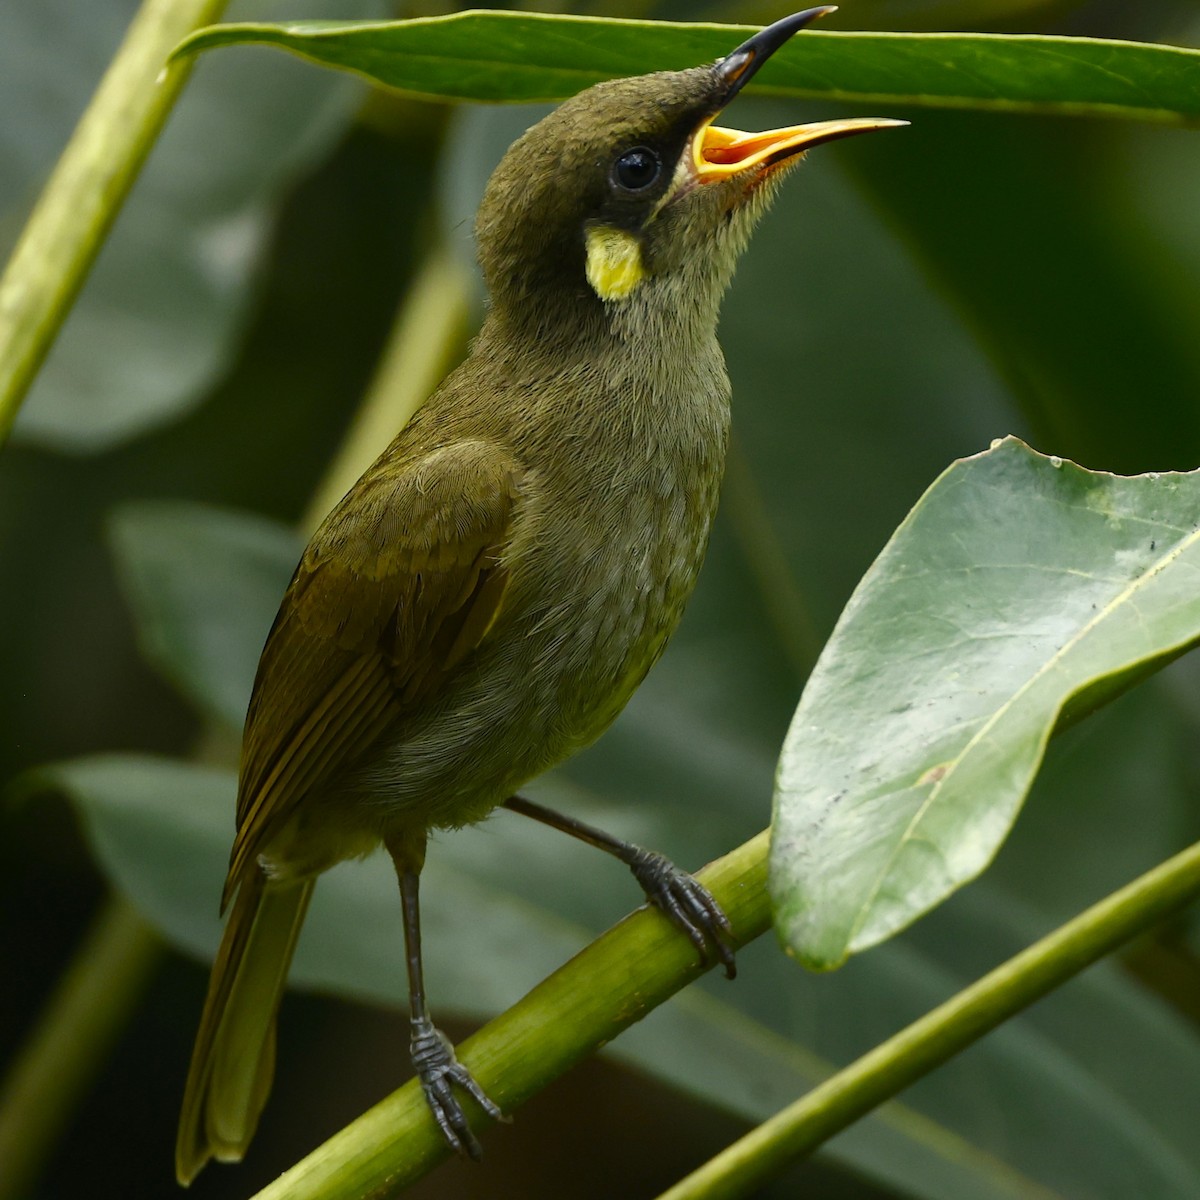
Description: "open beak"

(692, 7), (907, 184)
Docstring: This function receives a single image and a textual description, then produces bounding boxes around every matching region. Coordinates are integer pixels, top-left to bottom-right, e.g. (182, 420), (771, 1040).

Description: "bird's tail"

(175, 872), (313, 1186)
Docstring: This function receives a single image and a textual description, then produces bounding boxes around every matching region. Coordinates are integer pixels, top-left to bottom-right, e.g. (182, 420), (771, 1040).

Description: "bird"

(175, 6), (903, 1183)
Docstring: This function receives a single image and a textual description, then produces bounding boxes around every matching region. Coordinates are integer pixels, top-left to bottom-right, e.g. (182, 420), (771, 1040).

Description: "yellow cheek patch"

(584, 225), (645, 301)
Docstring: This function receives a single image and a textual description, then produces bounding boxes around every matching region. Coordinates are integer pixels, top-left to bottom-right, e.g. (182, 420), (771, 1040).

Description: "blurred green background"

(5, 1), (1200, 1197)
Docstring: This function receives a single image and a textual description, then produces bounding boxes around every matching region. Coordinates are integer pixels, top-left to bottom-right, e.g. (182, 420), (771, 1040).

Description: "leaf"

(106, 501), (302, 729)
(621, 987), (1062, 1200)
(898, 880), (1200, 1196)
(33, 751), (1200, 1197)
(1, 0), (382, 452)
(771, 437), (1200, 969)
(23, 754), (582, 1011)
(172, 12), (1200, 123)
(989, 670), (1200, 922)
(89, 115), (1200, 1194)
(92, 493), (1200, 1193)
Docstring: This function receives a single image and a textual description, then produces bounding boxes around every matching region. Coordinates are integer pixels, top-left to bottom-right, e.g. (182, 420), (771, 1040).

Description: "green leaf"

(88, 109), (1200, 1194)
(900, 881), (1200, 1196)
(106, 501), (302, 729)
(87, 482), (1200, 1193)
(621, 987), (1062, 1200)
(34, 751), (1200, 1197)
(990, 673), (1200, 922)
(1, 0), (379, 452)
(172, 12), (1200, 123)
(771, 437), (1200, 970)
(6, 758), (966, 1195)
(23, 754), (583, 1011)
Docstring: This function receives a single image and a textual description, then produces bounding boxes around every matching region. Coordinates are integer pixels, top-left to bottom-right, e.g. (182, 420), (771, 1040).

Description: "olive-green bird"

(175, 6), (902, 1182)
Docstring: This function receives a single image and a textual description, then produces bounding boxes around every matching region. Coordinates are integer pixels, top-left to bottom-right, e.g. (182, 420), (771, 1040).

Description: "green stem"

(656, 835), (1200, 1200)
(301, 246), (472, 534)
(0, 239), (470, 1197)
(0, 7), (229, 1188)
(250, 831), (772, 1200)
(0, 896), (162, 1200)
(0, 0), (228, 447)
(0, 11), (467, 1191)
(723, 441), (823, 681)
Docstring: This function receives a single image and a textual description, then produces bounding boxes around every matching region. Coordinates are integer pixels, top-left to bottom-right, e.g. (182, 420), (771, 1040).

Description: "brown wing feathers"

(223, 443), (524, 903)
(179, 445), (525, 1179)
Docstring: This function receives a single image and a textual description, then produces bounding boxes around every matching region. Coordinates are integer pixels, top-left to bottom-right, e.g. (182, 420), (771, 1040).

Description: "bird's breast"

(515, 368), (731, 752)
(348, 346), (731, 830)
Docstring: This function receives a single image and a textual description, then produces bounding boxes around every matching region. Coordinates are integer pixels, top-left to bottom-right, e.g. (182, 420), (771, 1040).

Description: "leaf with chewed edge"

(772, 437), (1200, 969)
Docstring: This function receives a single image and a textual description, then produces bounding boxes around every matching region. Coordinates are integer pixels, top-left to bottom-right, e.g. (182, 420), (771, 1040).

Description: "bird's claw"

(628, 849), (737, 979)
(410, 1019), (506, 1160)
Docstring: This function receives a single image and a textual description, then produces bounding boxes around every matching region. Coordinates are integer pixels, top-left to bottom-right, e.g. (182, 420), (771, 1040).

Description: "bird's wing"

(223, 439), (525, 905)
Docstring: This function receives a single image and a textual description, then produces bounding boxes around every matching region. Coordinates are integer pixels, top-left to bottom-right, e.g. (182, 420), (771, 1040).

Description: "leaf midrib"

(846, 511), (1200, 951)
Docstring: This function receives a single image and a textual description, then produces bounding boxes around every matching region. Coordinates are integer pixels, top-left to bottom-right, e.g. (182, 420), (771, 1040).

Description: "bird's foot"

(627, 849), (737, 980)
(410, 1018), (505, 1159)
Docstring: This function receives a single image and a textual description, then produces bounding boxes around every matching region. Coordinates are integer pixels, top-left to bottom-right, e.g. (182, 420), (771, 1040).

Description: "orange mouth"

(694, 117), (908, 182)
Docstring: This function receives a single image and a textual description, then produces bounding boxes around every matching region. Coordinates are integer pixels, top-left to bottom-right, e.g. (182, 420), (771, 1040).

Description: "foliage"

(174, 11), (1200, 119)
(4, 3), (1200, 1199)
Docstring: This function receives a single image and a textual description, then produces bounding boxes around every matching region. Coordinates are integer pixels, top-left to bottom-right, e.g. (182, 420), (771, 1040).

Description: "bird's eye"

(613, 147), (661, 191)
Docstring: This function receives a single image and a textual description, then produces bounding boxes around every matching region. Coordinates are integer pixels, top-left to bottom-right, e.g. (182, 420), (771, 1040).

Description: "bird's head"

(475, 8), (905, 348)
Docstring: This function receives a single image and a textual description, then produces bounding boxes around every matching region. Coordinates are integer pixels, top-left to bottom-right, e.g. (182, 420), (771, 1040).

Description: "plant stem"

(657, 835), (1200, 1200)
(0, 896), (162, 1200)
(723, 441), (823, 681)
(0, 235), (472, 1195)
(0, 0), (228, 447)
(0, 6), (470, 1191)
(250, 831), (772, 1200)
(0, 6), (223, 1183)
(301, 246), (473, 534)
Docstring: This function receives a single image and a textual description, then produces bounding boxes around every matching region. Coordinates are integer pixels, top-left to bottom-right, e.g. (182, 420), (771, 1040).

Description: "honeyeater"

(175, 6), (903, 1182)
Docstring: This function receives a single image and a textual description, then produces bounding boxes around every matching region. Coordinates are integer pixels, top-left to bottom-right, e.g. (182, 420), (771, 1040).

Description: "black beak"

(717, 7), (838, 102)
(690, 7), (905, 187)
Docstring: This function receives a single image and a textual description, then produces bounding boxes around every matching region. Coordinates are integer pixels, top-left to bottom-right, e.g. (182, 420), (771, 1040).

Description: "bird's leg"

(503, 795), (736, 979)
(386, 832), (505, 1160)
